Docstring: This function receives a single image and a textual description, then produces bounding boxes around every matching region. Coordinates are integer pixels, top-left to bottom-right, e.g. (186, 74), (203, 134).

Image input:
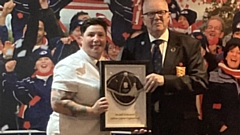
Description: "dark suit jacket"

(121, 30), (208, 118)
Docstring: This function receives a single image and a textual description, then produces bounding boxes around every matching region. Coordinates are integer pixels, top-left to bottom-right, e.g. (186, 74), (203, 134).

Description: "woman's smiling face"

(225, 46), (240, 69)
(81, 25), (107, 60)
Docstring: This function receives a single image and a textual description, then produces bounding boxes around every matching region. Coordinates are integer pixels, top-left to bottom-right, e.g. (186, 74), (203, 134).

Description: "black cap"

(179, 9), (197, 26)
(32, 48), (53, 64)
(69, 20), (83, 33)
(232, 12), (240, 34)
(224, 38), (240, 58)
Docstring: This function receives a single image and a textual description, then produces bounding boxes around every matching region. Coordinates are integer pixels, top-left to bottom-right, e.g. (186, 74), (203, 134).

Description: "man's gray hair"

(206, 16), (225, 32)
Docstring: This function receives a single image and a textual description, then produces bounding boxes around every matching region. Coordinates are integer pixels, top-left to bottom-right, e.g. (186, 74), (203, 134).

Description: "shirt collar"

(148, 29), (169, 43)
(79, 49), (98, 65)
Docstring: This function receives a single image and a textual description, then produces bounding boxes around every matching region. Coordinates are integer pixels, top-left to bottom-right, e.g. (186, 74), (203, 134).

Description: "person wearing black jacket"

(203, 38), (240, 135)
(121, 0), (208, 134)
(0, 0), (69, 41)
(52, 12), (90, 64)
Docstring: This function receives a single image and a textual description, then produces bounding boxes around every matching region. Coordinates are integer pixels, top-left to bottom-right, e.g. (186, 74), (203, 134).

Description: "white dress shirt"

(148, 29), (169, 65)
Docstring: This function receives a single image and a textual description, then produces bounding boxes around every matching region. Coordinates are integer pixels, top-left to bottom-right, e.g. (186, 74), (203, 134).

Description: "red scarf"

(218, 61), (240, 79)
(31, 67), (54, 78)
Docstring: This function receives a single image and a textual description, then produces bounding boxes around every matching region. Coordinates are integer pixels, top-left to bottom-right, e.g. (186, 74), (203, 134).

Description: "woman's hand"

(90, 97), (109, 115)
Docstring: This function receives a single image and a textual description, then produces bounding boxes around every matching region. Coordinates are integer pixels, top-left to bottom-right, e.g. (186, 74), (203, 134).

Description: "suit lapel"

(136, 31), (182, 74)
(144, 32), (152, 59)
(138, 32), (152, 60)
(137, 32), (154, 73)
(161, 31), (181, 74)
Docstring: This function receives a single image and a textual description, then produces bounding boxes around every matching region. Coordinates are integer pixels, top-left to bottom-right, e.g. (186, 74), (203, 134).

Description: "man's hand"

(1, 0), (15, 17)
(39, 0), (48, 9)
(2, 41), (14, 59)
(5, 60), (17, 72)
(219, 125), (228, 132)
(0, 0), (15, 26)
(144, 73), (164, 93)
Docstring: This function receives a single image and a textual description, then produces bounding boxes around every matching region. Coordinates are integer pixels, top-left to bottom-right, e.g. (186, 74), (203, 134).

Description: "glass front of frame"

(99, 61), (151, 131)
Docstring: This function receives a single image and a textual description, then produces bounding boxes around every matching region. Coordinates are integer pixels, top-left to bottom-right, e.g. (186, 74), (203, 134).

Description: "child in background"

(102, 42), (121, 61)
(175, 9), (197, 35)
(3, 48), (54, 132)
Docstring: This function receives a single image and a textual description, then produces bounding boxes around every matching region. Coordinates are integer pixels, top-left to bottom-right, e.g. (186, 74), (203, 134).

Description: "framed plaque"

(99, 61), (151, 131)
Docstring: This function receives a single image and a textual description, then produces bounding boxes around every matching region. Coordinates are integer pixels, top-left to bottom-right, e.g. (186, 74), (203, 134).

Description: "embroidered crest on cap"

(181, 10), (188, 14)
(78, 21), (83, 25)
(39, 50), (48, 55)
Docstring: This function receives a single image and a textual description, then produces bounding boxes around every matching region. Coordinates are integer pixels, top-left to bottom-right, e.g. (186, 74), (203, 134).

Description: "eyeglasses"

(108, 46), (120, 51)
(206, 25), (222, 31)
(142, 10), (169, 18)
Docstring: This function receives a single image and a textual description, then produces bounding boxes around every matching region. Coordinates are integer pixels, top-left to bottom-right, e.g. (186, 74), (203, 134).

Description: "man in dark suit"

(121, 0), (208, 134)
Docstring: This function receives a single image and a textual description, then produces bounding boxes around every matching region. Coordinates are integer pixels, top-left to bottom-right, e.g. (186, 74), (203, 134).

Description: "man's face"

(178, 15), (189, 29)
(204, 19), (224, 41)
(81, 25), (107, 60)
(37, 21), (46, 44)
(233, 31), (240, 39)
(142, 0), (170, 37)
(78, 14), (90, 21)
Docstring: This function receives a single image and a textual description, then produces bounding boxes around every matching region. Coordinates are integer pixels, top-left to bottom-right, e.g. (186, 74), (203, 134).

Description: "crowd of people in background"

(0, 0), (240, 134)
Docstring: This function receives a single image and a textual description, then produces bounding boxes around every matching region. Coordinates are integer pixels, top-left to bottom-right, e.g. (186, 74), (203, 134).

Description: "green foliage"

(206, 1), (239, 35)
(8, 30), (14, 42)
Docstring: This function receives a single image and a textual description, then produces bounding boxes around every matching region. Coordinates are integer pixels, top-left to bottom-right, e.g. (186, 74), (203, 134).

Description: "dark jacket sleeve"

(52, 39), (65, 64)
(109, 0), (133, 21)
(2, 72), (35, 104)
(163, 36), (208, 95)
(49, 0), (72, 15)
(52, 39), (80, 64)
(11, 0), (39, 79)
(0, 25), (8, 43)
(13, 0), (39, 59)
(121, 37), (137, 61)
(39, 7), (65, 43)
(202, 82), (225, 132)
